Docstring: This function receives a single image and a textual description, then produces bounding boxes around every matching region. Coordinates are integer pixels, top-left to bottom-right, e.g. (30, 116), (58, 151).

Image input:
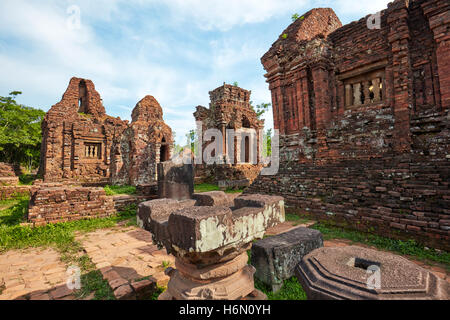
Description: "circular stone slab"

(295, 246), (449, 300)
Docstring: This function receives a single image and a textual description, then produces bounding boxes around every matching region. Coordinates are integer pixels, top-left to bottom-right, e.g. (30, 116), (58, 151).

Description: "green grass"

(18, 174), (37, 185)
(194, 183), (245, 194)
(0, 200), (138, 299)
(255, 277), (307, 300)
(150, 286), (165, 300)
(75, 270), (115, 300)
(103, 185), (136, 196)
(0, 204), (137, 252)
(0, 196), (29, 226)
(0, 199), (146, 299)
(285, 213), (313, 226)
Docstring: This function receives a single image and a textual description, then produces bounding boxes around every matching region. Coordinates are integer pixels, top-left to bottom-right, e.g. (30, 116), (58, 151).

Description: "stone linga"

(138, 192), (285, 300)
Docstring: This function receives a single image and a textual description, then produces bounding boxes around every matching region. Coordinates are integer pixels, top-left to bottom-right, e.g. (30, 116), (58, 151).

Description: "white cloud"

(0, 0), (394, 142)
(155, 0), (309, 31)
(324, 0), (392, 16)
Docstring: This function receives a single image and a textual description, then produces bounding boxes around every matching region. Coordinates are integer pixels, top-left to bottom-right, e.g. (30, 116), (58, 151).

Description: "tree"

(186, 129), (197, 153)
(263, 128), (272, 157)
(171, 131), (184, 155)
(0, 91), (45, 171)
(250, 102), (271, 120)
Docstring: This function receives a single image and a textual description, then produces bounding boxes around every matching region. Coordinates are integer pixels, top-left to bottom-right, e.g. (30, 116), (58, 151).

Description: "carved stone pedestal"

(159, 252), (258, 300)
(139, 192), (285, 300)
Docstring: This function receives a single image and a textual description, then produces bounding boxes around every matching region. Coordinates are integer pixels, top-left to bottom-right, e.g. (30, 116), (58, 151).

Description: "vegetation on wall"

(0, 91), (45, 170)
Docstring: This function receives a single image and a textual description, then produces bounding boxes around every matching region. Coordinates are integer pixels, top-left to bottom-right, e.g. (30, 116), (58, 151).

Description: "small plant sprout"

(161, 260), (171, 268)
(282, 33), (288, 39)
(291, 13), (300, 22)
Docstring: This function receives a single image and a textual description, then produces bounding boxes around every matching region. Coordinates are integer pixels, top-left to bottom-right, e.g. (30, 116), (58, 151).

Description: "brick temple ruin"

(247, 0), (450, 250)
(111, 95), (173, 186)
(25, 77), (174, 225)
(194, 84), (265, 185)
(39, 77), (173, 186)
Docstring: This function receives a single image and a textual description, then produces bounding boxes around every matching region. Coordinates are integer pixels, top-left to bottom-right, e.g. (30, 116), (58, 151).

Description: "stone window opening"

(345, 76), (383, 108)
(84, 142), (101, 159)
(338, 63), (386, 109)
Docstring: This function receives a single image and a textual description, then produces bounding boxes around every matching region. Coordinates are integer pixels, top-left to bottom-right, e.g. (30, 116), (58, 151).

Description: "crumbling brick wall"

(39, 79), (174, 187)
(193, 84), (265, 183)
(39, 77), (128, 183)
(27, 185), (115, 226)
(110, 95), (173, 186)
(248, 0), (450, 250)
(0, 162), (19, 185)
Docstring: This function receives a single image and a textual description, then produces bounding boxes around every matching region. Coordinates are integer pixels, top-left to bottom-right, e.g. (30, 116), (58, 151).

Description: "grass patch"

(59, 240), (115, 300)
(18, 174), (37, 185)
(0, 196), (29, 226)
(311, 221), (450, 267)
(103, 185), (136, 196)
(0, 199), (139, 300)
(75, 270), (115, 300)
(285, 213), (313, 226)
(255, 277), (307, 300)
(0, 203), (137, 253)
(194, 183), (245, 194)
(150, 286), (165, 300)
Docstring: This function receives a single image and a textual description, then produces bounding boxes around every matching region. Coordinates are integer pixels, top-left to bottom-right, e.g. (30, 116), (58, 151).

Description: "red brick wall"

(27, 186), (115, 226)
(110, 96), (173, 186)
(250, 0), (450, 249)
(193, 84), (265, 183)
(0, 185), (32, 200)
(39, 77), (128, 183)
(248, 108), (450, 250)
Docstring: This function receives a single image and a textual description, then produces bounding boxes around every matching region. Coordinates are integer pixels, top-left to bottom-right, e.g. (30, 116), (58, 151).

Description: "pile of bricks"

(27, 186), (115, 226)
(0, 162), (19, 186)
(100, 268), (157, 300)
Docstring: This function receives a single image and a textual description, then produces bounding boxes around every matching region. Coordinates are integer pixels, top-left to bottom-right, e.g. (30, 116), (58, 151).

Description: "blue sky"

(0, 0), (390, 145)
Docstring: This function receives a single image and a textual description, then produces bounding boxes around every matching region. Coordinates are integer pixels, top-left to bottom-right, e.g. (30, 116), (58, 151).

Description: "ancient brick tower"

(40, 78), (173, 186)
(193, 84), (265, 183)
(248, 0), (450, 250)
(111, 95), (173, 186)
(39, 77), (128, 183)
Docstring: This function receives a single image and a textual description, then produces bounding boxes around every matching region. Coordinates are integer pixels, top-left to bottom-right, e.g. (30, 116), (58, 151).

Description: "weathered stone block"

(251, 227), (323, 291)
(145, 193), (286, 300)
(131, 278), (156, 300)
(113, 284), (136, 300)
(192, 191), (231, 206)
(157, 162), (194, 200)
(137, 198), (196, 250)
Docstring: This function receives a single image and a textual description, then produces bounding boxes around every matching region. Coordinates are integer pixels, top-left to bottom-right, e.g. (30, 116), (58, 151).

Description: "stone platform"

(296, 246), (449, 300)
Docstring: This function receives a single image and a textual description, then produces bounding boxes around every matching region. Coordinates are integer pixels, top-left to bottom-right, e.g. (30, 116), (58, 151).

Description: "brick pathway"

(0, 248), (70, 300)
(76, 226), (174, 299)
(0, 223), (448, 300)
(265, 220), (316, 236)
